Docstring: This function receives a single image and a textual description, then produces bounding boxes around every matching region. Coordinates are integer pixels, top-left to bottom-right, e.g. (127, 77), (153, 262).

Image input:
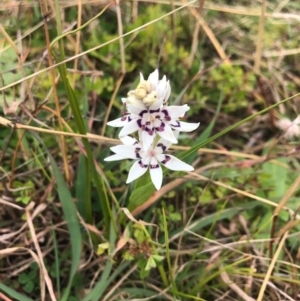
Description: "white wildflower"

(276, 116), (300, 139)
(104, 135), (194, 190)
(107, 94), (199, 150)
(105, 69), (199, 190)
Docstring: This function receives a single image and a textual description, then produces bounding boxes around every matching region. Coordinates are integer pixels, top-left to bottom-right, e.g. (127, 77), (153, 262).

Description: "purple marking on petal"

(150, 164), (159, 169)
(161, 155), (171, 164)
(135, 147), (141, 159)
(170, 121), (181, 128)
(157, 143), (166, 152)
(139, 110), (148, 117)
(160, 109), (172, 121)
(138, 160), (148, 168)
(149, 108), (160, 114)
(160, 108), (169, 116)
(155, 122), (165, 132)
(121, 116), (127, 121)
(147, 128), (154, 135)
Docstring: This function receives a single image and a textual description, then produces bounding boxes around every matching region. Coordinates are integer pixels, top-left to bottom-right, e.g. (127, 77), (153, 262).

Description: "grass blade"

(0, 283), (34, 301)
(48, 153), (82, 301)
(51, 0), (113, 232)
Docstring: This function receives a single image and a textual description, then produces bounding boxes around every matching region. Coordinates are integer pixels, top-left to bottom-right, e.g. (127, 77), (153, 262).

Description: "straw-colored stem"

(254, 0), (267, 74)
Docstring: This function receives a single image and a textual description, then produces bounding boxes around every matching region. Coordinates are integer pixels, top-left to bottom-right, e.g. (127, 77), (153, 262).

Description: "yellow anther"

(143, 91), (158, 107)
(135, 86), (147, 99)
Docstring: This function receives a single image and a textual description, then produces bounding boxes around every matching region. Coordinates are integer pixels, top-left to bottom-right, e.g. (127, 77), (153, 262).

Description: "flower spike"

(105, 69), (200, 189)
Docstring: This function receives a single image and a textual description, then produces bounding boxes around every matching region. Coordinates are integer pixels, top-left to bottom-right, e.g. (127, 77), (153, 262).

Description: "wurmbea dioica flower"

(276, 116), (300, 139)
(105, 69), (200, 190)
(104, 135), (194, 190)
(107, 70), (199, 150)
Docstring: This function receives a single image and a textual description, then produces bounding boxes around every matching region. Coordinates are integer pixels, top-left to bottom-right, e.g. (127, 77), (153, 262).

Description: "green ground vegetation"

(1, 1), (300, 300)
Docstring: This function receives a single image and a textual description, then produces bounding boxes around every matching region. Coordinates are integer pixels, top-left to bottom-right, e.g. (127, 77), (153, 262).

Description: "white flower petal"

(163, 81), (171, 102)
(173, 130), (180, 139)
(170, 121), (200, 132)
(276, 118), (293, 130)
(157, 123), (178, 144)
(107, 117), (128, 127)
(120, 136), (137, 145)
(149, 97), (163, 110)
(127, 103), (147, 115)
(109, 145), (138, 159)
(138, 129), (143, 144)
(155, 153), (165, 161)
(161, 154), (194, 171)
(149, 155), (159, 166)
(150, 164), (163, 190)
(156, 138), (172, 151)
(119, 119), (140, 137)
(156, 130), (179, 151)
(276, 118), (300, 138)
(127, 94), (145, 106)
(142, 130), (155, 150)
(126, 160), (148, 183)
(139, 72), (145, 83)
(294, 115), (300, 124)
(142, 153), (151, 165)
(148, 69), (159, 89)
(156, 76), (167, 98)
(104, 154), (127, 161)
(164, 105), (190, 119)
